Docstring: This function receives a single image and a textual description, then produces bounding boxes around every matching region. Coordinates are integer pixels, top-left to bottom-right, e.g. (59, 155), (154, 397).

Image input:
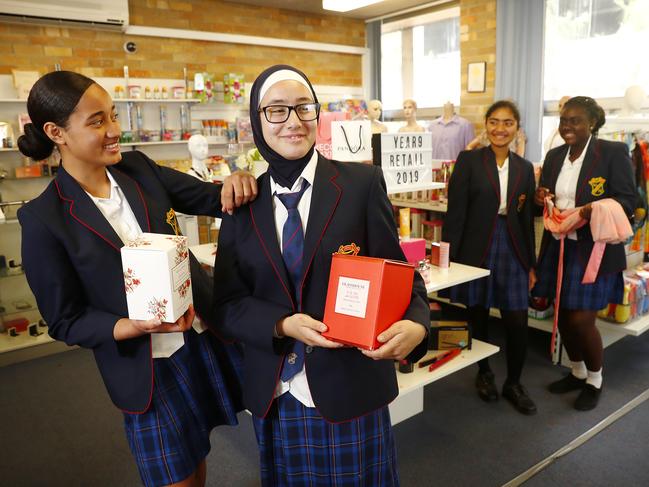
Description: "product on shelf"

(223, 73), (245, 104)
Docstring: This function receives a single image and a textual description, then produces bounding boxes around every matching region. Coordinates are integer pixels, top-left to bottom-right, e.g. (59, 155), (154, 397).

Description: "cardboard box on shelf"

(429, 320), (471, 350)
(322, 254), (414, 350)
(120, 233), (192, 323)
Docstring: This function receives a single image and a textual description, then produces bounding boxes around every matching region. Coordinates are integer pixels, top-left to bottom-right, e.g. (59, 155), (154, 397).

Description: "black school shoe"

(548, 374), (586, 394)
(502, 383), (538, 415)
(476, 371), (498, 402)
(574, 384), (602, 411)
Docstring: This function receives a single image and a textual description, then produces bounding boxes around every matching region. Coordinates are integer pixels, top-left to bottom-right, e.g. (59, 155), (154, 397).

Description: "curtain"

(366, 20), (382, 101)
(495, 0), (546, 162)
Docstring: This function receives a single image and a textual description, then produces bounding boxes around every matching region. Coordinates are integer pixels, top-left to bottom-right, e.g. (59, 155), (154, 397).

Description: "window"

(381, 6), (460, 111)
(544, 0), (649, 100)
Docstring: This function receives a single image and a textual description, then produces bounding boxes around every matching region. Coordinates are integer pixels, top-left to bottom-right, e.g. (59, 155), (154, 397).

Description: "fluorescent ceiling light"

(322, 0), (384, 13)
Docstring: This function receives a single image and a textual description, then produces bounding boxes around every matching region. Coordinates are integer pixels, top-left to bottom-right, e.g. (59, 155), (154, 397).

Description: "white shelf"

(419, 262), (490, 294)
(189, 243), (217, 266)
(1, 296), (37, 317)
(114, 98), (200, 104)
(0, 327), (52, 354)
(0, 98), (26, 103)
(395, 340), (499, 396)
(528, 314), (649, 338)
(389, 339), (499, 425)
(390, 198), (447, 212)
(0, 148), (19, 152)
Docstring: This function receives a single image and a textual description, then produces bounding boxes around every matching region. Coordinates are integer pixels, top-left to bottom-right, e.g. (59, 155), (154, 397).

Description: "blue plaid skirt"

(532, 238), (623, 310)
(253, 393), (399, 487)
(123, 329), (244, 487)
(448, 216), (529, 310)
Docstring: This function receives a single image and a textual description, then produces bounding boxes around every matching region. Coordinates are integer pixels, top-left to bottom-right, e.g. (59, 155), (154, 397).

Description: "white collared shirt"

(86, 169), (188, 357)
(497, 157), (509, 215)
(270, 151), (318, 408)
(86, 170), (142, 245)
(554, 136), (592, 240)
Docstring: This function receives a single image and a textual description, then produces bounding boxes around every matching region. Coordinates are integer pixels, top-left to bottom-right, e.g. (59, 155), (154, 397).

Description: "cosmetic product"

(123, 65), (129, 91)
(398, 360), (414, 373)
(159, 105), (167, 137)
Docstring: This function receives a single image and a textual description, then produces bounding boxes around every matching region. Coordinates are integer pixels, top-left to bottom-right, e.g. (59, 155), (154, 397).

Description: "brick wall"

(0, 0), (365, 85)
(459, 0), (497, 129)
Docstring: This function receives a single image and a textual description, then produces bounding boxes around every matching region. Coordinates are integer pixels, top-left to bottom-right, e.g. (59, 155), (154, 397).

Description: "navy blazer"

(212, 155), (430, 423)
(18, 151), (225, 413)
(442, 147), (537, 270)
(537, 138), (636, 276)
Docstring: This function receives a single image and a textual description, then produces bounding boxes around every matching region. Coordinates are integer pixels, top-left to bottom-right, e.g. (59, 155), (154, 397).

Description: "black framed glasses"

(258, 103), (320, 123)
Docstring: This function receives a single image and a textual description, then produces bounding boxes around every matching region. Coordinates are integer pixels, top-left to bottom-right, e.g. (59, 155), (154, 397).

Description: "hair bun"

(17, 123), (55, 160)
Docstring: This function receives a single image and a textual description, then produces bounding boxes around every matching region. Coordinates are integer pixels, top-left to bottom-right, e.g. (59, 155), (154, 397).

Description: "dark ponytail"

(17, 71), (95, 159)
(563, 96), (606, 135)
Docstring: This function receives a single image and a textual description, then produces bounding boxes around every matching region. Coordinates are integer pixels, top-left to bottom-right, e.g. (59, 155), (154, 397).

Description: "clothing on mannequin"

(398, 99), (425, 133)
(367, 99), (387, 134)
(428, 102), (475, 160)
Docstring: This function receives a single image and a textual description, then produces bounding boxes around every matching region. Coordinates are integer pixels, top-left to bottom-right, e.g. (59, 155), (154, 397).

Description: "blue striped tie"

(276, 180), (310, 382)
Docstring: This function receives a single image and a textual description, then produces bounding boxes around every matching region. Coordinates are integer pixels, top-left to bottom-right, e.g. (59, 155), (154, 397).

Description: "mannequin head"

(623, 85), (647, 114)
(403, 99), (417, 122)
(188, 134), (209, 163)
(443, 101), (454, 119)
(558, 95), (571, 112)
(367, 99), (383, 121)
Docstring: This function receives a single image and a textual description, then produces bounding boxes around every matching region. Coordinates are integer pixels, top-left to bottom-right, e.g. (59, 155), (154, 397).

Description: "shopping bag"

(316, 111), (350, 159)
(331, 120), (373, 162)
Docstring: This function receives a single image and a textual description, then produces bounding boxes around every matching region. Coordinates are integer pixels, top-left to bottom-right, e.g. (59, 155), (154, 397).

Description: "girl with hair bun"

(18, 70), (257, 486)
(533, 96), (636, 411)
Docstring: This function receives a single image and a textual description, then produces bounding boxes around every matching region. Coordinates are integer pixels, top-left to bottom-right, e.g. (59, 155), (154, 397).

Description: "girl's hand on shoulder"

(114, 304), (195, 340)
(361, 320), (426, 361)
(276, 313), (344, 349)
(221, 171), (258, 215)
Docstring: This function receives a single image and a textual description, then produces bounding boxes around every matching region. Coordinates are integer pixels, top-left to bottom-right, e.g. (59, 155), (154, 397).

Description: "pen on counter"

(418, 348), (462, 370)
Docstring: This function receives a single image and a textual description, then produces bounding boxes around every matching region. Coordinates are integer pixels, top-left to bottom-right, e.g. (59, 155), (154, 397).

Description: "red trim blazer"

(18, 151), (226, 413)
(212, 155), (430, 423)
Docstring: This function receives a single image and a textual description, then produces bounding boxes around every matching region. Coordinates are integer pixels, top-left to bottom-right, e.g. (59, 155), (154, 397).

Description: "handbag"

(331, 120), (373, 162)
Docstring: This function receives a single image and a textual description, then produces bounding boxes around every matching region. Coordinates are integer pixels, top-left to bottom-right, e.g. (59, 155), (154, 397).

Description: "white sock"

(570, 361), (587, 380)
(586, 368), (603, 389)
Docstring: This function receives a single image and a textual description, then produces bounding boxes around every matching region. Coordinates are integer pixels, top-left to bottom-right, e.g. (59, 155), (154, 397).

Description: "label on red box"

(335, 276), (371, 318)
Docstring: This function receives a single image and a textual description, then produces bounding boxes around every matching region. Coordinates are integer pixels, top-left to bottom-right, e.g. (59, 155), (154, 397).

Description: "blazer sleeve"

(212, 211), (293, 355)
(366, 166), (430, 362)
(18, 206), (121, 349)
(442, 151), (471, 261)
(534, 152), (554, 217)
(137, 151), (223, 217)
(607, 143), (636, 217)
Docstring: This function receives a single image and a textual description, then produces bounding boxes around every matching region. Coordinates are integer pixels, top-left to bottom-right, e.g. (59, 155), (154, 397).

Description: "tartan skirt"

(448, 216), (529, 310)
(532, 238), (624, 310)
(123, 329), (244, 487)
(252, 393), (399, 487)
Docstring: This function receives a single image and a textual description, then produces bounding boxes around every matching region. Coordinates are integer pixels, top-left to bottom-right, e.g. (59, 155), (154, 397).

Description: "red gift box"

(322, 254), (414, 350)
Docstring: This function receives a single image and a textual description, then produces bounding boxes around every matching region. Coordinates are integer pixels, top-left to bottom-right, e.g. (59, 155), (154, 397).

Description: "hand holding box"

(121, 233), (192, 323)
(322, 254), (414, 350)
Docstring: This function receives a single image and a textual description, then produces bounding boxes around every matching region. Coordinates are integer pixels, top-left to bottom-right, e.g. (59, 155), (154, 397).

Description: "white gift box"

(121, 233), (192, 323)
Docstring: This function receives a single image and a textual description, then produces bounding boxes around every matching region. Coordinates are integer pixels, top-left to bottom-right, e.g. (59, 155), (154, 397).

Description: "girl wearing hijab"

(17, 71), (256, 487)
(212, 65), (430, 486)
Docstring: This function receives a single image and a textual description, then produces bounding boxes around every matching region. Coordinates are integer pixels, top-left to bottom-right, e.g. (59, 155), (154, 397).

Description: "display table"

(390, 339), (499, 425)
(190, 243), (217, 266)
(419, 262), (490, 294)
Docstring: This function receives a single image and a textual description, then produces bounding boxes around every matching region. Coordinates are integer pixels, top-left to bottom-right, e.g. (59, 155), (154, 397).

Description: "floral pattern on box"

(166, 236), (189, 265)
(123, 268), (141, 294)
(126, 236), (152, 248)
(147, 297), (168, 320)
(177, 278), (191, 298)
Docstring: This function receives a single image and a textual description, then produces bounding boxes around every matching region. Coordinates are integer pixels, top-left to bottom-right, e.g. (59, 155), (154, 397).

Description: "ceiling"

(224, 0), (447, 20)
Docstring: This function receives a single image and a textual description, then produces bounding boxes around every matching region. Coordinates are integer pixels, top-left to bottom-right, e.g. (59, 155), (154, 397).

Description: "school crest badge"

(588, 177), (606, 197)
(334, 243), (360, 256)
